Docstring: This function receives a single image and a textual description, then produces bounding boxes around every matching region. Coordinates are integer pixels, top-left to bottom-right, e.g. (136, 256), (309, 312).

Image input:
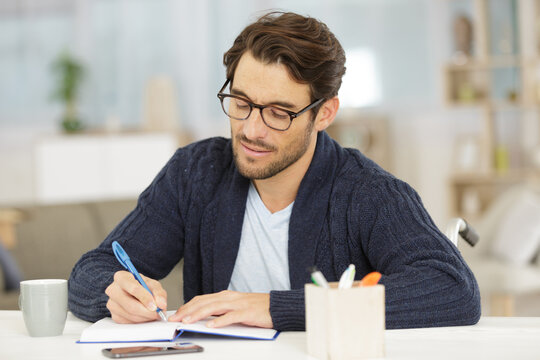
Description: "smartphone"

(102, 343), (203, 358)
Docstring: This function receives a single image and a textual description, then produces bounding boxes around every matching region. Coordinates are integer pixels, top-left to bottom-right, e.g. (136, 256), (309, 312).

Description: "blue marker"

(112, 241), (167, 322)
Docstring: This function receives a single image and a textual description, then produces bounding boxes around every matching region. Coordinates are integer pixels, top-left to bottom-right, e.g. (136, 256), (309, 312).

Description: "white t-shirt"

(228, 182), (293, 292)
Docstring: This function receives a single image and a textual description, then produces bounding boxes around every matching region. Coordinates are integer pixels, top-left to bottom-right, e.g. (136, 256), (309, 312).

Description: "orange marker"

(359, 272), (382, 287)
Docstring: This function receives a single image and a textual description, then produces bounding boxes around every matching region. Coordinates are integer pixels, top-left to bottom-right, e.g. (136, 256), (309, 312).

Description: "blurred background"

(1, 0), (539, 317)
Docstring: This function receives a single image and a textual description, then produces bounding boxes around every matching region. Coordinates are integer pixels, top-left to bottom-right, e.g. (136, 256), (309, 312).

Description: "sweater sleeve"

(68, 151), (185, 322)
(269, 289), (305, 331)
(356, 177), (481, 329)
(265, 176), (481, 331)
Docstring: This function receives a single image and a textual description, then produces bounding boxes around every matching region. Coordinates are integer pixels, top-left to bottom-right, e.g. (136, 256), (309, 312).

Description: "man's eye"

(269, 108), (289, 119)
(234, 99), (250, 109)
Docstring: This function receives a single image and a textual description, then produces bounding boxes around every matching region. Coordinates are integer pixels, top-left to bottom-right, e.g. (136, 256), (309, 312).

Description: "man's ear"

(314, 97), (339, 132)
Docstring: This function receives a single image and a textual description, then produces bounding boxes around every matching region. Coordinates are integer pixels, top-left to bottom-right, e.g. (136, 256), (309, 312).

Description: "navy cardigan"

(68, 131), (481, 330)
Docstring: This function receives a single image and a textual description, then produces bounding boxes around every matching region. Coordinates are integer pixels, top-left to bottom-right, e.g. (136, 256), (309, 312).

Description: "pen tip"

(158, 310), (168, 322)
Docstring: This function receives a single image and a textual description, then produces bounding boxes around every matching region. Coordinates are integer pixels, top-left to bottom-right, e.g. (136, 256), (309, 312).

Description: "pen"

(338, 264), (356, 289)
(112, 241), (168, 322)
(308, 266), (329, 288)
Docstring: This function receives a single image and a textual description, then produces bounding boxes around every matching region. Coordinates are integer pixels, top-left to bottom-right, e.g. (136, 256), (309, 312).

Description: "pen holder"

(305, 282), (385, 360)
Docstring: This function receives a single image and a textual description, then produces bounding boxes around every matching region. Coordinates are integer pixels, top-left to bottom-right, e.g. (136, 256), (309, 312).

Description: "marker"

(359, 272), (382, 287)
(338, 264), (356, 289)
(112, 241), (168, 322)
(309, 266), (329, 288)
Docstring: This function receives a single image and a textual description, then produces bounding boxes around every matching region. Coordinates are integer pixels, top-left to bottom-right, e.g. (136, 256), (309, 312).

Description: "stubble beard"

(232, 121), (315, 180)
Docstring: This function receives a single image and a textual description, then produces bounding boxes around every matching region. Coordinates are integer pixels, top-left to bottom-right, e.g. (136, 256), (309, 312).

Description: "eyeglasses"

(217, 79), (324, 131)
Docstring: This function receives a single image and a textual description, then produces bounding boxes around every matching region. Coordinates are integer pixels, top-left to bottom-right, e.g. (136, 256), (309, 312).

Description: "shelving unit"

(445, 0), (540, 220)
(34, 132), (182, 204)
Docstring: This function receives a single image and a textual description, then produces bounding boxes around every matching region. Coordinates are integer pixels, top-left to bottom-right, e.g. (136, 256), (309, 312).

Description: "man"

(68, 11), (481, 330)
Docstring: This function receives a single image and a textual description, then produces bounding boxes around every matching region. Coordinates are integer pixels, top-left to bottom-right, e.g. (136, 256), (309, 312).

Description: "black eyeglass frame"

(217, 79), (325, 131)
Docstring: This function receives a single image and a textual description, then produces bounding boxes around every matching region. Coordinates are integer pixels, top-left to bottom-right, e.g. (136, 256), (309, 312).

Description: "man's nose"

(243, 108), (268, 139)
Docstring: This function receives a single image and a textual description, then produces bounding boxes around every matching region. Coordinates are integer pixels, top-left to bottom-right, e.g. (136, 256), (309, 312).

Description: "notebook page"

(79, 317), (180, 342)
(179, 319), (278, 340)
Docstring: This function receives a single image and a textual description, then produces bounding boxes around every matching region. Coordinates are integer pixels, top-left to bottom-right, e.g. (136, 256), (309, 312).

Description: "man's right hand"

(105, 270), (167, 324)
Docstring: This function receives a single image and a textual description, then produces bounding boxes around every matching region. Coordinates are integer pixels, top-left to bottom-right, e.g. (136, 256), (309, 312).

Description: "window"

(339, 48), (381, 108)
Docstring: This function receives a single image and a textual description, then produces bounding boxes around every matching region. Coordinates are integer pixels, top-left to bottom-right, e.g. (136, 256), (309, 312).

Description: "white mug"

(19, 279), (68, 337)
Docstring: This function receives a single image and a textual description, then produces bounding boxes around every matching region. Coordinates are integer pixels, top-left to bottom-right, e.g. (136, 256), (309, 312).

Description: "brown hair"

(223, 11), (346, 109)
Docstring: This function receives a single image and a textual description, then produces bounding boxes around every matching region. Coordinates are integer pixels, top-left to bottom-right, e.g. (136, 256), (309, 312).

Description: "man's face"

(229, 52), (317, 180)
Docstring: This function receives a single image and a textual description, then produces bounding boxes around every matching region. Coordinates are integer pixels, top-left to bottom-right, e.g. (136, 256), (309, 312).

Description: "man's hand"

(105, 270), (167, 324)
(168, 290), (272, 329)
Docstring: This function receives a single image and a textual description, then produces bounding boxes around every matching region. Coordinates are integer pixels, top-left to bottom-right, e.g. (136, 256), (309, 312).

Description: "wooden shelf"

(445, 0), (540, 219)
(446, 100), (540, 109)
(451, 169), (540, 184)
(446, 56), (522, 70)
(449, 168), (540, 220)
(0, 209), (23, 250)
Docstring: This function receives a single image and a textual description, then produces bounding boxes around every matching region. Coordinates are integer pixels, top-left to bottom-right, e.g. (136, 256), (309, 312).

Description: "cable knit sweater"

(68, 131), (481, 330)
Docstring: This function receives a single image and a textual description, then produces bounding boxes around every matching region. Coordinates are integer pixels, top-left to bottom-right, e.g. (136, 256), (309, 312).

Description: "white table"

(1, 311), (539, 359)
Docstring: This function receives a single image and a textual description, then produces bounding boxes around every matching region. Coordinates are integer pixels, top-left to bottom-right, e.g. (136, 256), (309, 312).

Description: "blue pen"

(112, 241), (168, 322)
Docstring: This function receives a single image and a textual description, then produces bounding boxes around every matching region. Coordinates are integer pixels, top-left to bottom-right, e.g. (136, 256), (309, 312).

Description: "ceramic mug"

(19, 279), (68, 337)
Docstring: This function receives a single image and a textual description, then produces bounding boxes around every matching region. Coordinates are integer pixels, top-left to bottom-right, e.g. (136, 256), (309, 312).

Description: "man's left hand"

(167, 291), (273, 329)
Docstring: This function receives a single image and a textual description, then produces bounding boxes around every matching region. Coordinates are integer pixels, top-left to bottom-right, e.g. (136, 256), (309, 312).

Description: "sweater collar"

(212, 131), (339, 291)
(288, 131), (338, 288)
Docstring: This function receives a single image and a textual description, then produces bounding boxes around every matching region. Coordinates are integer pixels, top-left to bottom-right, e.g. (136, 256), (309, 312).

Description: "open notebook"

(78, 316), (279, 343)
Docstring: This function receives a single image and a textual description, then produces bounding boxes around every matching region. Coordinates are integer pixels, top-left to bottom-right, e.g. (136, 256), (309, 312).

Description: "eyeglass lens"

(221, 96), (291, 130)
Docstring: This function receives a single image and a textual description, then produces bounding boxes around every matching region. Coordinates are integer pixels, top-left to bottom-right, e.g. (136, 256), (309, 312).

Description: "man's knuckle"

(220, 290), (233, 298)
(113, 271), (125, 281)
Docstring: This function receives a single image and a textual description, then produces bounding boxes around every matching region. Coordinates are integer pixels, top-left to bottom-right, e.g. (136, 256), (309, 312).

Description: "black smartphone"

(101, 343), (203, 358)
